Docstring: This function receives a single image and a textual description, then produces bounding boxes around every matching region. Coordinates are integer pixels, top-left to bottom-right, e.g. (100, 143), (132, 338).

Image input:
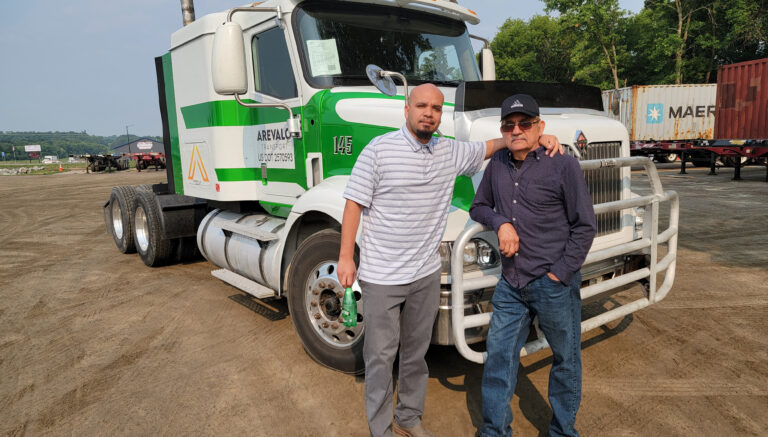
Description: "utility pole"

(126, 124), (133, 154)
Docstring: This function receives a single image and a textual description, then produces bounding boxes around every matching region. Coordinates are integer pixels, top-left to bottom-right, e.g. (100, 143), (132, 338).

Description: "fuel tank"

(197, 209), (285, 290)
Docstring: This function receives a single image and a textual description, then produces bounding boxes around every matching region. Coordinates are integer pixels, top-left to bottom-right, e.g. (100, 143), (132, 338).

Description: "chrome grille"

(579, 142), (622, 236)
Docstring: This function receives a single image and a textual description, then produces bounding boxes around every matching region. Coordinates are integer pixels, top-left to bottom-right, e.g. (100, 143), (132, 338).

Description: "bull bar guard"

(451, 156), (679, 363)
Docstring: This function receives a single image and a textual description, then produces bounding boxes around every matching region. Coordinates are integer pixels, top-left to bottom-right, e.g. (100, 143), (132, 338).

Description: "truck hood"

(330, 87), (630, 241)
(331, 85), (627, 146)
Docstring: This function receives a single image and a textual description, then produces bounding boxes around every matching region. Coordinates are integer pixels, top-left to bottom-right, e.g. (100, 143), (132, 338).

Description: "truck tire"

(654, 153), (676, 164)
(133, 189), (176, 267)
(108, 186), (137, 253)
(135, 184), (153, 192)
(286, 229), (364, 375)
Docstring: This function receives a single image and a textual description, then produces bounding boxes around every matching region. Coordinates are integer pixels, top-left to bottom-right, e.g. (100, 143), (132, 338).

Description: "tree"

(544, 0), (629, 89)
(0, 131), (161, 160)
(658, 0), (711, 84)
(491, 15), (579, 83)
(631, 0), (767, 85)
(710, 0), (768, 64)
(491, 0), (766, 89)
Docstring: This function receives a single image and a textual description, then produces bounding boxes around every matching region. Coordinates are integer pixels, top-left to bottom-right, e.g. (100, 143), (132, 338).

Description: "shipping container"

(602, 84), (717, 141)
(714, 58), (768, 140)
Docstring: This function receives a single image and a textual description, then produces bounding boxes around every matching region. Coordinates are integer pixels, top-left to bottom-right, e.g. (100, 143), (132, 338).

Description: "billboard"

(25, 145), (42, 152)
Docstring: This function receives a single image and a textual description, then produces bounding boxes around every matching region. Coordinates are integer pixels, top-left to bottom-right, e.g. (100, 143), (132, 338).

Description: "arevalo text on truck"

(103, 0), (679, 374)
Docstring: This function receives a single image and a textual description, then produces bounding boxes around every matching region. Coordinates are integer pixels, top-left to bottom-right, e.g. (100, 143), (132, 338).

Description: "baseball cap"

(500, 94), (540, 120)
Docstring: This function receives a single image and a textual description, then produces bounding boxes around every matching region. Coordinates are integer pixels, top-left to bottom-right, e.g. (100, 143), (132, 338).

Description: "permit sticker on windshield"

(306, 39), (342, 76)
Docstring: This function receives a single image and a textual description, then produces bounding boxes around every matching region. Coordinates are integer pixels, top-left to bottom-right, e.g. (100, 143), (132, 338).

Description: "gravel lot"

(1, 165), (766, 436)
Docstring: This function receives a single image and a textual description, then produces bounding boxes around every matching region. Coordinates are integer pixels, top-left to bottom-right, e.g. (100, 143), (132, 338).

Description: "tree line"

(491, 0), (767, 89)
(0, 131), (161, 160)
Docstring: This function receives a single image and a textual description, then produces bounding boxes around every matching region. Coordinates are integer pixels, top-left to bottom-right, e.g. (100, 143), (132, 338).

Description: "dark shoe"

(393, 421), (436, 437)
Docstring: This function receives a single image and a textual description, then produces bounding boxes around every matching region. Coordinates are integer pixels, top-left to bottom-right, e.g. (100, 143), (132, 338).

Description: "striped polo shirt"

(343, 125), (485, 285)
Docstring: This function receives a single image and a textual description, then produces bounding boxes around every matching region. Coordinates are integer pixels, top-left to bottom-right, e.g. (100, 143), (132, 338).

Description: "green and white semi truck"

(104, 0), (679, 374)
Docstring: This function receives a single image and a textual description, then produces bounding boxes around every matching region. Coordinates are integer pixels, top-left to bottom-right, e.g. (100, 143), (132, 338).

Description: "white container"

(602, 84), (717, 141)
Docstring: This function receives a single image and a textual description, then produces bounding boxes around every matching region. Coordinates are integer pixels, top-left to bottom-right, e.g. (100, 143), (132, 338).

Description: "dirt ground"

(1, 165), (766, 436)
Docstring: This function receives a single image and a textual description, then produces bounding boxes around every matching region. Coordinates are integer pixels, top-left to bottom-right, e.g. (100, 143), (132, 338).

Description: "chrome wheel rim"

(134, 205), (150, 252)
(304, 261), (364, 349)
(111, 201), (123, 239)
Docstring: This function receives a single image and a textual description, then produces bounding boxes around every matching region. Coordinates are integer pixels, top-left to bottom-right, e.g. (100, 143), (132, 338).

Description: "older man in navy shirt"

(470, 94), (596, 437)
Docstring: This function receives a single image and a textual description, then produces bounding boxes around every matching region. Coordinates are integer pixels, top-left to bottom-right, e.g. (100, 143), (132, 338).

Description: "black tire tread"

(654, 153), (676, 164)
(285, 229), (363, 375)
(134, 189), (176, 267)
(109, 185), (137, 254)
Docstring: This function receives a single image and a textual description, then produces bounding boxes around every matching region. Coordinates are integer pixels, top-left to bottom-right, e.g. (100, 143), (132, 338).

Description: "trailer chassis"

(128, 152), (166, 172)
(630, 140), (768, 181)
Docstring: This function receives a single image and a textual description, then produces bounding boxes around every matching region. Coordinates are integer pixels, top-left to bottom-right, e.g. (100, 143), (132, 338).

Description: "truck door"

(245, 24), (306, 208)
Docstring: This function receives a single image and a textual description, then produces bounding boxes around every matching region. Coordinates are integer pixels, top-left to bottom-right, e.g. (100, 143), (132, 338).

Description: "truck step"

(211, 269), (275, 299)
(219, 220), (279, 242)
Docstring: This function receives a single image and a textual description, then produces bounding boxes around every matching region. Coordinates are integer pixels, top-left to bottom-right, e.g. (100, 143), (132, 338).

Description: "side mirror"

(365, 64), (397, 96)
(478, 48), (496, 81)
(211, 22), (247, 95)
(365, 64), (409, 105)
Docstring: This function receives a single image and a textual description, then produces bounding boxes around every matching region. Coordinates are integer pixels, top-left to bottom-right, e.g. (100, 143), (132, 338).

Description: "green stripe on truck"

(162, 53), (184, 194)
(181, 100), (299, 128)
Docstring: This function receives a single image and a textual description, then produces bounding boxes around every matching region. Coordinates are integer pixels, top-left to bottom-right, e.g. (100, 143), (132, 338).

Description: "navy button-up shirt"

(469, 146), (596, 288)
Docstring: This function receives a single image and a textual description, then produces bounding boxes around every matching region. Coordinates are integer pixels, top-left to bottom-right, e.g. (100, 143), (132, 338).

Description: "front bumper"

(430, 253), (649, 346)
(432, 285), (494, 346)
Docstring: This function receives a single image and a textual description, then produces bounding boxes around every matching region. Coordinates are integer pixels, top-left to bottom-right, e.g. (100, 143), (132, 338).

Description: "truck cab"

(104, 0), (678, 374)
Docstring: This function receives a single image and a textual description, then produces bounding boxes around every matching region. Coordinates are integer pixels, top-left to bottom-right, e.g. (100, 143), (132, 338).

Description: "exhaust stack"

(180, 0), (195, 26)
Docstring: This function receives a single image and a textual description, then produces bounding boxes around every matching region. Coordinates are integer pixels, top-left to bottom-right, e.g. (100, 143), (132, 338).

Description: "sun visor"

(455, 81), (604, 113)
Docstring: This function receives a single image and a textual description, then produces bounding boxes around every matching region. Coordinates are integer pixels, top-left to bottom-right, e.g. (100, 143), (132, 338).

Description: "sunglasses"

(501, 119), (539, 132)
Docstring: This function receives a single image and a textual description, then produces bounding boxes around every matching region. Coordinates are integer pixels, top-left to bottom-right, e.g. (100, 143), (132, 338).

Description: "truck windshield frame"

(292, 1), (480, 89)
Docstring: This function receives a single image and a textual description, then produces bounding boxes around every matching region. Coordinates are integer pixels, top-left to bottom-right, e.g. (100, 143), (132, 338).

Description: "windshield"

(293, 1), (480, 88)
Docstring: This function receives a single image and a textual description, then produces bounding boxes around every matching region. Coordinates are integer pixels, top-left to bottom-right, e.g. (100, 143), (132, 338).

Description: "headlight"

(474, 238), (500, 269)
(463, 240), (477, 265)
(439, 238), (500, 274)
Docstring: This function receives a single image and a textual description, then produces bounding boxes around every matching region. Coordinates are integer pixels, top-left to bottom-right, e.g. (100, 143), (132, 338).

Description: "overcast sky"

(0, 0), (643, 137)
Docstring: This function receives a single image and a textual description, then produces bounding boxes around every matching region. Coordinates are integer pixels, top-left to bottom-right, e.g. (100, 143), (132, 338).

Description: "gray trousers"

(360, 269), (441, 437)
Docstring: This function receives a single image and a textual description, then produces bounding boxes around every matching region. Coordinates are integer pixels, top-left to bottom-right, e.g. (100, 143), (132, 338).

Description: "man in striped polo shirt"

(337, 84), (561, 437)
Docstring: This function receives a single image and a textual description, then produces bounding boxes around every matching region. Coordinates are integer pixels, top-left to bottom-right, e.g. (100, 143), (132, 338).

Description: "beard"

(409, 119), (437, 141)
(414, 127), (435, 142)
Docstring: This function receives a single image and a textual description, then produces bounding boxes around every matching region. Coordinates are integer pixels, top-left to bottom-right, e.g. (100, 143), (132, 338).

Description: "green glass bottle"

(341, 287), (357, 327)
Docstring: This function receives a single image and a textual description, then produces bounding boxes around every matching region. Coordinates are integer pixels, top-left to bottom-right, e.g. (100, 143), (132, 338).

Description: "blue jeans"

(478, 272), (582, 437)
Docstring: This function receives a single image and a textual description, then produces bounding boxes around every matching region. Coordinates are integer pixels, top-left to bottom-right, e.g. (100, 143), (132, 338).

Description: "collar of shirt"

(506, 145), (542, 166)
(401, 124), (436, 153)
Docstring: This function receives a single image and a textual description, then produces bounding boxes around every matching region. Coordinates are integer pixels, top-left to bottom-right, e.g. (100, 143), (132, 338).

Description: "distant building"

(112, 138), (164, 155)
